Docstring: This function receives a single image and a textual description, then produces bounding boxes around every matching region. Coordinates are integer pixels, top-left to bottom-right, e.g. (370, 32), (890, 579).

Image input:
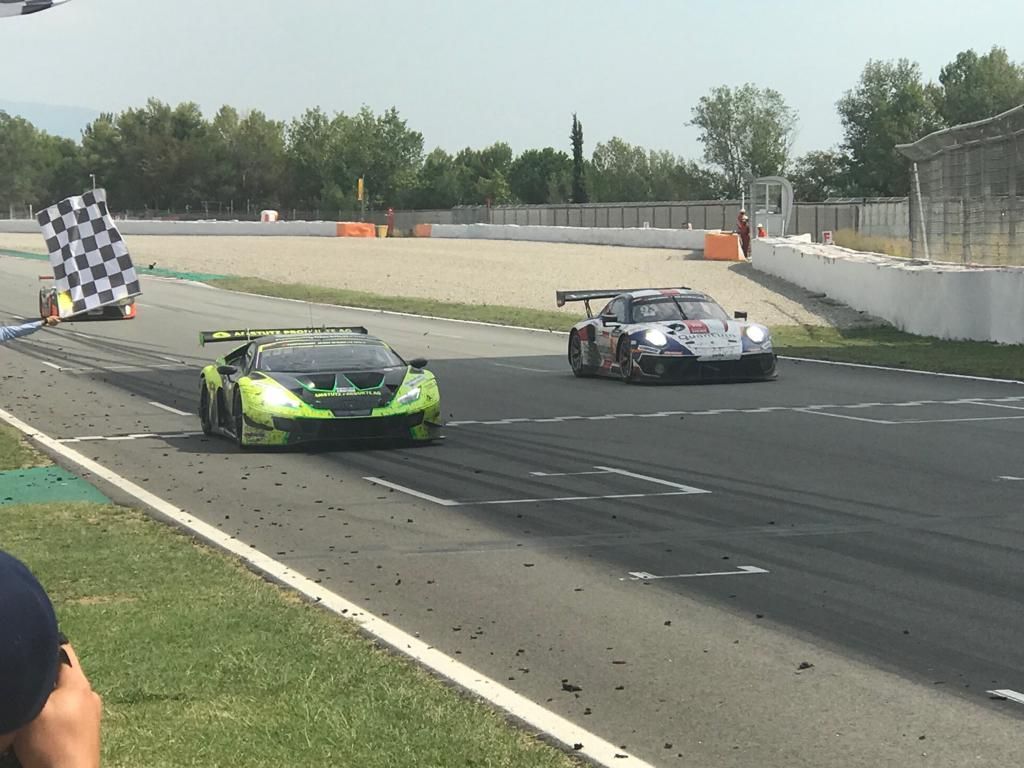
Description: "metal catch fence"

(898, 105), (1024, 265)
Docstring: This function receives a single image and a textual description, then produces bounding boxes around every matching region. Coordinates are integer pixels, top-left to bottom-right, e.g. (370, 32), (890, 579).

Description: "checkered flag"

(36, 189), (141, 318)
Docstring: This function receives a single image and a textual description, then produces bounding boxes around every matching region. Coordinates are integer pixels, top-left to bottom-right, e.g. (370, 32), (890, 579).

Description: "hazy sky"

(2, 0), (1023, 160)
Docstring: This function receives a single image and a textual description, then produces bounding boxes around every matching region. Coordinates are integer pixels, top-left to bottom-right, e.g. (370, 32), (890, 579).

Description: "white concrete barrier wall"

(752, 237), (1024, 344)
(0, 219), (340, 236)
(431, 223), (712, 250)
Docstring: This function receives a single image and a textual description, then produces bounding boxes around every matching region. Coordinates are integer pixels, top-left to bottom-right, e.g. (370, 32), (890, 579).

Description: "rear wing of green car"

(199, 326), (368, 346)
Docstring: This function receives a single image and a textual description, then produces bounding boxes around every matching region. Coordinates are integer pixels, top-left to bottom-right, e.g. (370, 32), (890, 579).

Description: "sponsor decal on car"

(682, 320), (710, 334)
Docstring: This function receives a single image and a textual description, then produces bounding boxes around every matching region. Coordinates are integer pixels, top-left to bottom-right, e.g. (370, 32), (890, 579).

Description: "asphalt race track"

(3, 255), (1024, 767)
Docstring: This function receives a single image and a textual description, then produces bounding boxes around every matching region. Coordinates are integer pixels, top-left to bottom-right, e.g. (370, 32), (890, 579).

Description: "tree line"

(2, 45), (1022, 215)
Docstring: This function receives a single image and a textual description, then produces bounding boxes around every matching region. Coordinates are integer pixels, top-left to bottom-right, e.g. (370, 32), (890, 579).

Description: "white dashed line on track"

(970, 401), (1024, 411)
(796, 409), (895, 425)
(365, 465), (711, 507)
(491, 362), (559, 373)
(446, 396), (1024, 428)
(58, 431), (204, 444)
(149, 401), (193, 416)
(624, 565), (769, 581)
(896, 416), (1024, 425)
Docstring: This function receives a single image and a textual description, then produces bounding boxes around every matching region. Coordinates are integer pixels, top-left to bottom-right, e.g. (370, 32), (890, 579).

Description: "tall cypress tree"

(570, 113), (588, 203)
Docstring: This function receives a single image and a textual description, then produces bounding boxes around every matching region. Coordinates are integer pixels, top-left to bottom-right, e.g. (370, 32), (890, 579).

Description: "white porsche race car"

(556, 287), (777, 383)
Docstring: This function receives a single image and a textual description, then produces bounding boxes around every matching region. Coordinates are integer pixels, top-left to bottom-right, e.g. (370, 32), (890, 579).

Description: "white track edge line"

(779, 355), (1023, 385)
(0, 405), (651, 768)
(987, 689), (1024, 705)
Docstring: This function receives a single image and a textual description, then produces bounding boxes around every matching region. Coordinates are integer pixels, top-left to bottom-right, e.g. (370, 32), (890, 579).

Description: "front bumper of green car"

(239, 382), (442, 446)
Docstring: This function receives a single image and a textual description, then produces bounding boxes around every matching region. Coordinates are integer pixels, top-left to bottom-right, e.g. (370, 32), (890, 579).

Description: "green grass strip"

(0, 247), (49, 262)
(0, 248), (226, 282)
(0, 428), (580, 768)
(772, 324), (1024, 380)
(207, 277), (1024, 381)
(0, 424), (48, 470)
(208, 276), (577, 331)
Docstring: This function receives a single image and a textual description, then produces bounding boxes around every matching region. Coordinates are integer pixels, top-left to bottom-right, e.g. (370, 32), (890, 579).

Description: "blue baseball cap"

(0, 550), (60, 735)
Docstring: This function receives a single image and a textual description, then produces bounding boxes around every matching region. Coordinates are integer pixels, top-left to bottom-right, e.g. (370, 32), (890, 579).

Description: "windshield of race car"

(258, 342), (405, 372)
(629, 297), (730, 323)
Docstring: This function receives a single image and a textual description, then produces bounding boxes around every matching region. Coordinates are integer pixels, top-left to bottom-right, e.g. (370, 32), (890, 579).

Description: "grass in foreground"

(207, 276), (1024, 380)
(0, 429), (580, 768)
(0, 423), (46, 470)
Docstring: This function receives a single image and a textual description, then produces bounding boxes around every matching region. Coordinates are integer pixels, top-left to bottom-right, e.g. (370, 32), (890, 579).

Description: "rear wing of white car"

(555, 288), (692, 318)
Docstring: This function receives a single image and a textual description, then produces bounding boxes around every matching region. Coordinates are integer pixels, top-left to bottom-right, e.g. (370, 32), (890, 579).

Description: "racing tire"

(617, 338), (638, 383)
(232, 391), (248, 449)
(199, 382), (213, 436)
(568, 330), (596, 378)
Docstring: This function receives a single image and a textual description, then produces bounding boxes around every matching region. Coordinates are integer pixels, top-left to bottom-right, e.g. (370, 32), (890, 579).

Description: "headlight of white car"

(745, 324), (768, 344)
(260, 385), (302, 408)
(645, 329), (668, 346)
(397, 386), (421, 405)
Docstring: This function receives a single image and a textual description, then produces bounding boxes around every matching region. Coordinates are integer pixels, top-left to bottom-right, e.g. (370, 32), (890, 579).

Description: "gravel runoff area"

(0, 234), (879, 328)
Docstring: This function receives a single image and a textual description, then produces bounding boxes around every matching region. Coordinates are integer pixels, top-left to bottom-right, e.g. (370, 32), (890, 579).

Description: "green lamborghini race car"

(197, 326), (442, 448)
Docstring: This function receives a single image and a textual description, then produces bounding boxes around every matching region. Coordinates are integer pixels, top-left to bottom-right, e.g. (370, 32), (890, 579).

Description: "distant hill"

(0, 99), (101, 140)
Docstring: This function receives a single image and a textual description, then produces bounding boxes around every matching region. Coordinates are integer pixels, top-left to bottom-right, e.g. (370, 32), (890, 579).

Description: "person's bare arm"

(13, 644), (101, 768)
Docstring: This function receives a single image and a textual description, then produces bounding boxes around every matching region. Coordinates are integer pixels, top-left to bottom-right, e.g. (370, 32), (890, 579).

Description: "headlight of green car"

(255, 382), (303, 409)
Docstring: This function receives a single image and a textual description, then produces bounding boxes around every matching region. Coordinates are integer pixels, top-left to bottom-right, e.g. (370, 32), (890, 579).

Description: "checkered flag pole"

(0, 0), (72, 18)
(37, 189), (141, 318)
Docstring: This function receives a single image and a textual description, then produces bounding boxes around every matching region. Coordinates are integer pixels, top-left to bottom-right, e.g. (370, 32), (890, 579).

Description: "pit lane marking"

(896, 416), (1024, 425)
(987, 689), (1024, 706)
(470, 490), (701, 506)
(596, 465), (710, 493)
(149, 401), (192, 416)
(59, 363), (192, 374)
(969, 401), (1024, 411)
(796, 409), (896, 425)
(446, 396), (1024, 427)
(361, 476), (459, 506)
(58, 431), (203, 444)
(364, 465), (710, 507)
(530, 470), (610, 477)
(491, 362), (559, 373)
(623, 565), (769, 581)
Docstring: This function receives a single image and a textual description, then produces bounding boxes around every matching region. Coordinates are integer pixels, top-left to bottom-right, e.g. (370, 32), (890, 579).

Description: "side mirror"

(601, 315), (619, 326)
(408, 357), (428, 369)
(734, 311), (748, 320)
(217, 364), (238, 376)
